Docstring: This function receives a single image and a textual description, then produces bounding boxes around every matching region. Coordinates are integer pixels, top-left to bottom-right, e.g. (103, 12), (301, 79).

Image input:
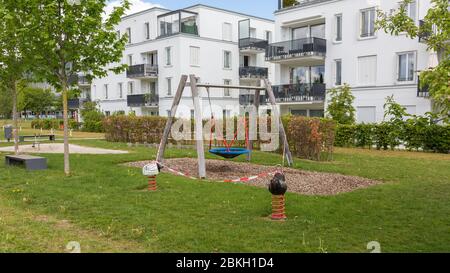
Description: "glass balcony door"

(290, 65), (325, 84)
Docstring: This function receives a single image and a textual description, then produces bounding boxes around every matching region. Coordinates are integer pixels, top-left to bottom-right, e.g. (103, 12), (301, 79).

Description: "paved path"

(0, 143), (128, 154)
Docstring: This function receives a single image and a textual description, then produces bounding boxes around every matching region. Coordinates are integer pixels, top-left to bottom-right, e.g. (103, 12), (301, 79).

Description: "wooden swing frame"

(156, 74), (293, 179)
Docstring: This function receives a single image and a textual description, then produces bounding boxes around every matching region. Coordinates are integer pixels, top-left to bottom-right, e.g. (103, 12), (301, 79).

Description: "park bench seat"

(5, 154), (47, 170)
(19, 134), (55, 142)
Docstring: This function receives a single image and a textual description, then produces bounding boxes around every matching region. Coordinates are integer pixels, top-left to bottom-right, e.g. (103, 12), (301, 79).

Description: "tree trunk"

(62, 83), (70, 176)
(12, 81), (19, 155)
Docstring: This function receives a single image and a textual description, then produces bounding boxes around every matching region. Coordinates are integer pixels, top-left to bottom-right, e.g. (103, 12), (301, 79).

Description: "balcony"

(127, 94), (159, 107)
(239, 38), (268, 53)
(264, 83), (326, 104)
(266, 37), (326, 65)
(239, 94), (265, 105)
(68, 98), (90, 109)
(239, 66), (268, 79)
(68, 74), (91, 86)
(126, 64), (158, 79)
(158, 10), (199, 38)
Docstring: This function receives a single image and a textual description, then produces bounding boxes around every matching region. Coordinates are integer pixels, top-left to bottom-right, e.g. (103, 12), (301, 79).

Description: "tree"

(377, 0), (450, 122)
(0, 0), (35, 155)
(326, 84), (356, 125)
(20, 87), (56, 118)
(80, 101), (105, 132)
(29, 0), (130, 175)
(0, 85), (12, 119)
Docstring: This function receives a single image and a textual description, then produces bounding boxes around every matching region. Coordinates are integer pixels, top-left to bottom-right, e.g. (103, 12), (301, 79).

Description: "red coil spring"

(271, 195), (286, 220)
(148, 176), (157, 191)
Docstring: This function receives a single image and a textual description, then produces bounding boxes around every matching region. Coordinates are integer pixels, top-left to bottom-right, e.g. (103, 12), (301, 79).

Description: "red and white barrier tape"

(156, 161), (276, 183)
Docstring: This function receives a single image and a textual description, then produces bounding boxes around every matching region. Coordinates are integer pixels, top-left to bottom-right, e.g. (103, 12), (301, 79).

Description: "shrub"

(103, 115), (168, 143)
(287, 116), (336, 161)
(80, 102), (105, 132)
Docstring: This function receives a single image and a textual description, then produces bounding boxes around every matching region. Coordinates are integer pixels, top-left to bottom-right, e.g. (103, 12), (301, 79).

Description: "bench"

(19, 134), (56, 142)
(5, 155), (48, 170)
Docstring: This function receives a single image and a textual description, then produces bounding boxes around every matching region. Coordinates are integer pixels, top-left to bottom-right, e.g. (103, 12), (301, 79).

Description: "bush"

(335, 122), (450, 153)
(80, 102), (105, 132)
(31, 119), (62, 130)
(103, 115), (168, 143)
(287, 116), (336, 161)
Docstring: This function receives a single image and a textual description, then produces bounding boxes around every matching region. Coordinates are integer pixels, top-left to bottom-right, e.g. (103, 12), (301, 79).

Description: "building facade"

(91, 5), (275, 119)
(268, 0), (434, 123)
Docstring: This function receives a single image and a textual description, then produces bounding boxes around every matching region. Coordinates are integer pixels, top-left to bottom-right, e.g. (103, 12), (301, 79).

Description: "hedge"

(103, 115), (338, 161)
(336, 123), (450, 153)
(31, 118), (81, 130)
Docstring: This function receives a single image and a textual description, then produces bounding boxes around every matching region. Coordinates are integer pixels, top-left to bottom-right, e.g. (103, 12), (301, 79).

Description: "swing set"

(156, 74), (293, 179)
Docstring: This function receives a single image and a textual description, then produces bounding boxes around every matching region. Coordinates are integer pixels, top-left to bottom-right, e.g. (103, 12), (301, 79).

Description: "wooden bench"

(5, 155), (48, 170)
(19, 134), (56, 142)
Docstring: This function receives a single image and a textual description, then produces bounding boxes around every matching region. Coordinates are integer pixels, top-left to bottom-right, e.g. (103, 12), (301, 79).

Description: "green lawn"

(0, 139), (449, 253)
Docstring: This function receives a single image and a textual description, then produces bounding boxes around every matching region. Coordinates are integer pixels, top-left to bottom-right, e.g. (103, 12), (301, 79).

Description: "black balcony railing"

(239, 38), (268, 51)
(417, 76), (430, 97)
(68, 74), (91, 86)
(239, 94), (266, 105)
(126, 64), (158, 79)
(68, 98), (90, 109)
(127, 94), (159, 107)
(239, 66), (268, 78)
(266, 37), (326, 61)
(266, 83), (326, 103)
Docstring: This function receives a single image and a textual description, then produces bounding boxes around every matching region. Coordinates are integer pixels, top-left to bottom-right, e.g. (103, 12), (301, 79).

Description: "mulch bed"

(125, 158), (382, 196)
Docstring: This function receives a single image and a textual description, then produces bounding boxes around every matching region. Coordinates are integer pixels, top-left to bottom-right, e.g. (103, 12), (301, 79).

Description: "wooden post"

(156, 75), (188, 163)
(189, 74), (207, 179)
(247, 88), (260, 161)
(263, 79), (293, 166)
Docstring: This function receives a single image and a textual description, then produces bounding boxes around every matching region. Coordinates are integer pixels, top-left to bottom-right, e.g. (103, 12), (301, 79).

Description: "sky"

(106, 0), (278, 20)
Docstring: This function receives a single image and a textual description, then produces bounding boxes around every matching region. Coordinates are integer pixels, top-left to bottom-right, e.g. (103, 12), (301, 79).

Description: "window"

(167, 78), (172, 96)
(266, 31), (273, 43)
(167, 110), (171, 117)
(407, 1), (417, 22)
(222, 109), (231, 119)
(398, 52), (415, 82)
(335, 59), (342, 86)
(190, 109), (195, 120)
(358, 55), (377, 86)
(104, 84), (109, 99)
(126, 27), (131, 43)
(222, 23), (232, 41)
(357, 106), (376, 123)
(105, 111), (111, 117)
(144, 22), (150, 39)
(224, 79), (231, 97)
(127, 55), (133, 66)
(335, 14), (342, 41)
(223, 51), (232, 69)
(118, 83), (123, 99)
(190, 46), (200, 66)
(128, 82), (134, 95)
(310, 110), (324, 118)
(165, 47), (172, 66)
(291, 109), (307, 116)
(360, 8), (376, 38)
(310, 24), (325, 39)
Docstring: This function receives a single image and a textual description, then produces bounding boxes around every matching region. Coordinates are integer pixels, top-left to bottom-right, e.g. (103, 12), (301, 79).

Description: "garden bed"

(126, 158), (381, 196)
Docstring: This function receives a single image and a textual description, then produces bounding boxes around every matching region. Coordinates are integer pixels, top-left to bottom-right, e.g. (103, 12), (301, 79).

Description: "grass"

(0, 139), (449, 253)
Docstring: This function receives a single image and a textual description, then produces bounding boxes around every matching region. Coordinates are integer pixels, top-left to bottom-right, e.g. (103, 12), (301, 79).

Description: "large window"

(292, 24), (325, 39)
(335, 14), (342, 42)
(127, 54), (133, 66)
(158, 10), (198, 37)
(290, 66), (325, 84)
(190, 46), (200, 66)
(358, 55), (377, 86)
(223, 51), (232, 69)
(222, 23), (232, 41)
(398, 52), (415, 82)
(360, 8), (376, 38)
(165, 47), (172, 66)
(128, 82), (134, 95)
(407, 0), (417, 22)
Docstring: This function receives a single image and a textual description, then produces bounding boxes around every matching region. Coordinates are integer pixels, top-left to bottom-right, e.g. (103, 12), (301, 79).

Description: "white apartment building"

(268, 0), (434, 123)
(91, 4), (275, 119)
